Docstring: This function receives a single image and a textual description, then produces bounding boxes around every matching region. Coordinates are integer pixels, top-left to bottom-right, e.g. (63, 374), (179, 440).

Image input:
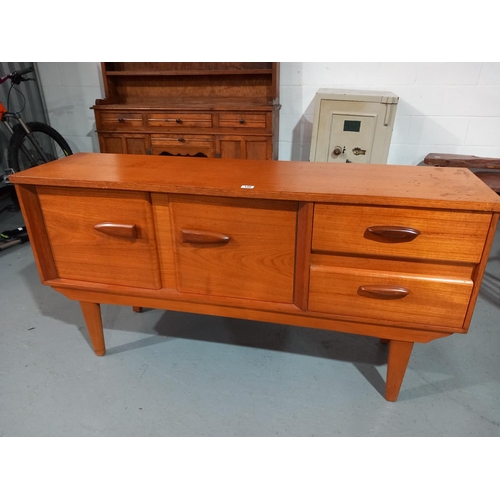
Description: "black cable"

(6, 81), (27, 114)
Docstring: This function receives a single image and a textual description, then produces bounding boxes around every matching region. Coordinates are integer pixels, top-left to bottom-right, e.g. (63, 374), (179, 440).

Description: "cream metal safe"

(310, 89), (399, 164)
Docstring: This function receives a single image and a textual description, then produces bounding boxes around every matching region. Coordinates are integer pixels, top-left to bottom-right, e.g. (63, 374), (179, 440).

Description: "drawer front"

(169, 195), (297, 303)
(218, 113), (267, 128)
(308, 262), (473, 329)
(147, 113), (213, 128)
(37, 187), (161, 289)
(151, 135), (214, 157)
(98, 112), (144, 131)
(312, 204), (491, 263)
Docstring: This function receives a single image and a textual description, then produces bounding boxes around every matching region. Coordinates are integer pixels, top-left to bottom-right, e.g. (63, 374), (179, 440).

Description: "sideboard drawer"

(308, 260), (473, 329)
(37, 187), (161, 289)
(147, 113), (213, 128)
(151, 135), (214, 157)
(218, 113), (267, 128)
(98, 112), (144, 131)
(312, 204), (491, 263)
(169, 195), (297, 303)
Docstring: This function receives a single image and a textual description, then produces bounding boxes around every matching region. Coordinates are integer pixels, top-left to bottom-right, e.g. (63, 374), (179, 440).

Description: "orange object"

(10, 153), (500, 401)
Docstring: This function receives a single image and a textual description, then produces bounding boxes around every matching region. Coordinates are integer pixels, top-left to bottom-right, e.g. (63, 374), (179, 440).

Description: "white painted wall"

(37, 62), (500, 165)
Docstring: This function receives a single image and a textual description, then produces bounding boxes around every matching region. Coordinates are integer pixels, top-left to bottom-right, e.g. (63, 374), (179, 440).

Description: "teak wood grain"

(36, 186), (161, 289)
(11, 153), (500, 211)
(10, 153), (500, 402)
(169, 195), (296, 303)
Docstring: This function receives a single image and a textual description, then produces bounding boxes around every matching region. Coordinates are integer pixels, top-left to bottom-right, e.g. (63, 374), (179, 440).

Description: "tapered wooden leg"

(132, 306), (143, 313)
(385, 340), (414, 402)
(80, 301), (106, 356)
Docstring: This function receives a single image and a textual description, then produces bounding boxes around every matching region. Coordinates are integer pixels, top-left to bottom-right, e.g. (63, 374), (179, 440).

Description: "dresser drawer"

(37, 187), (161, 289)
(147, 113), (212, 128)
(218, 113), (267, 128)
(151, 135), (214, 157)
(97, 112), (144, 131)
(312, 204), (491, 263)
(308, 257), (473, 329)
(169, 195), (297, 303)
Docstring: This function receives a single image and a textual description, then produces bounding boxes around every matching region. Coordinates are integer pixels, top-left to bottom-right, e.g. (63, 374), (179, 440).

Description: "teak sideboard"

(10, 153), (500, 401)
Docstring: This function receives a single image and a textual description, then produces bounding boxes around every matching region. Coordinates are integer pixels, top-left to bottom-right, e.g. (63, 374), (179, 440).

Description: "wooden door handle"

(358, 285), (410, 300)
(181, 229), (231, 244)
(94, 223), (137, 238)
(365, 226), (420, 242)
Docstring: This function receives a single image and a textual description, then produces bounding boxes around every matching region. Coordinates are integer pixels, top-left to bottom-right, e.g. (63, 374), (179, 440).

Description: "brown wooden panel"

(147, 113), (212, 128)
(98, 112), (143, 131)
(151, 135), (214, 157)
(245, 138), (270, 160)
(218, 138), (242, 159)
(99, 135), (123, 154)
(218, 113), (266, 128)
(294, 202), (314, 310)
(14, 185), (58, 283)
(125, 136), (148, 155)
(308, 260), (473, 329)
(312, 204), (492, 263)
(11, 154), (500, 212)
(37, 187), (161, 289)
(151, 193), (176, 289)
(169, 195), (297, 303)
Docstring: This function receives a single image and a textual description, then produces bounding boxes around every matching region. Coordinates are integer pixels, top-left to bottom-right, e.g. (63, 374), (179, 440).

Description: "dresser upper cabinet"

(92, 62), (280, 160)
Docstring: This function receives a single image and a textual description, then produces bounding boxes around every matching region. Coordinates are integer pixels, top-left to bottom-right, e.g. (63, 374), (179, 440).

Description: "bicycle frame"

(1, 67), (52, 168)
(1, 104), (51, 165)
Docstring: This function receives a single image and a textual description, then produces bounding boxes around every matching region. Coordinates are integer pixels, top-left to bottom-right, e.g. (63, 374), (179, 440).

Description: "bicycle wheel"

(7, 121), (72, 172)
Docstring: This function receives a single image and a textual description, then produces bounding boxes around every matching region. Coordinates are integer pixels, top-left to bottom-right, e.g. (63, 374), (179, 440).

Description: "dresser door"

(37, 187), (161, 289)
(169, 195), (297, 303)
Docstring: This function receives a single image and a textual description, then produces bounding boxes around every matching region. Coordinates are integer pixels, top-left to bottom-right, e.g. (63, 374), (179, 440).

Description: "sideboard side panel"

(463, 212), (500, 330)
(14, 184), (58, 283)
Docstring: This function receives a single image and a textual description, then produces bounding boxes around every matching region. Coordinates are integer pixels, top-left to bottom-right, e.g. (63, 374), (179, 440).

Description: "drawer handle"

(118, 117), (125, 123)
(176, 118), (182, 124)
(181, 229), (231, 245)
(178, 137), (185, 142)
(358, 285), (410, 300)
(239, 119), (245, 124)
(94, 223), (137, 239)
(365, 226), (420, 242)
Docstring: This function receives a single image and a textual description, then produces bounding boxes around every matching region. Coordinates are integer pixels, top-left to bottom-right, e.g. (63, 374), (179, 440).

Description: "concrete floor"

(1, 195), (500, 437)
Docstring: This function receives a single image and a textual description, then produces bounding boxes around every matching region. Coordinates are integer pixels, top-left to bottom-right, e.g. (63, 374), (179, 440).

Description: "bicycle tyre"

(7, 121), (72, 172)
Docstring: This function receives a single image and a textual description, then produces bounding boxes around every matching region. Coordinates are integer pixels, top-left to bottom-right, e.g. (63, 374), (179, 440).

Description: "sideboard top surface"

(10, 153), (500, 211)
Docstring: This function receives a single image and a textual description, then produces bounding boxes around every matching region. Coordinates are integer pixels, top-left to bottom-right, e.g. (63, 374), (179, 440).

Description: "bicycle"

(1, 65), (73, 251)
(0, 65), (73, 179)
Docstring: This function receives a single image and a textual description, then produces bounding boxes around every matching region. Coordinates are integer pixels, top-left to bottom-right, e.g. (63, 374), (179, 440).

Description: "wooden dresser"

(92, 63), (280, 160)
(10, 154), (500, 401)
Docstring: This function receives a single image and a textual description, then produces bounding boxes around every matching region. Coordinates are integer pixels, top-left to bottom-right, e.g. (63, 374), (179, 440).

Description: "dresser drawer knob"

(239, 119), (245, 124)
(358, 285), (410, 300)
(118, 117), (125, 123)
(176, 118), (182, 123)
(365, 226), (420, 242)
(94, 223), (137, 239)
(181, 228), (231, 244)
(178, 137), (185, 142)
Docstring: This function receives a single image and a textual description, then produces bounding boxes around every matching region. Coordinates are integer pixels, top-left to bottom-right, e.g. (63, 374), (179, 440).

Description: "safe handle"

(366, 226), (420, 242)
(94, 223), (137, 239)
(358, 285), (410, 300)
(181, 229), (231, 244)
